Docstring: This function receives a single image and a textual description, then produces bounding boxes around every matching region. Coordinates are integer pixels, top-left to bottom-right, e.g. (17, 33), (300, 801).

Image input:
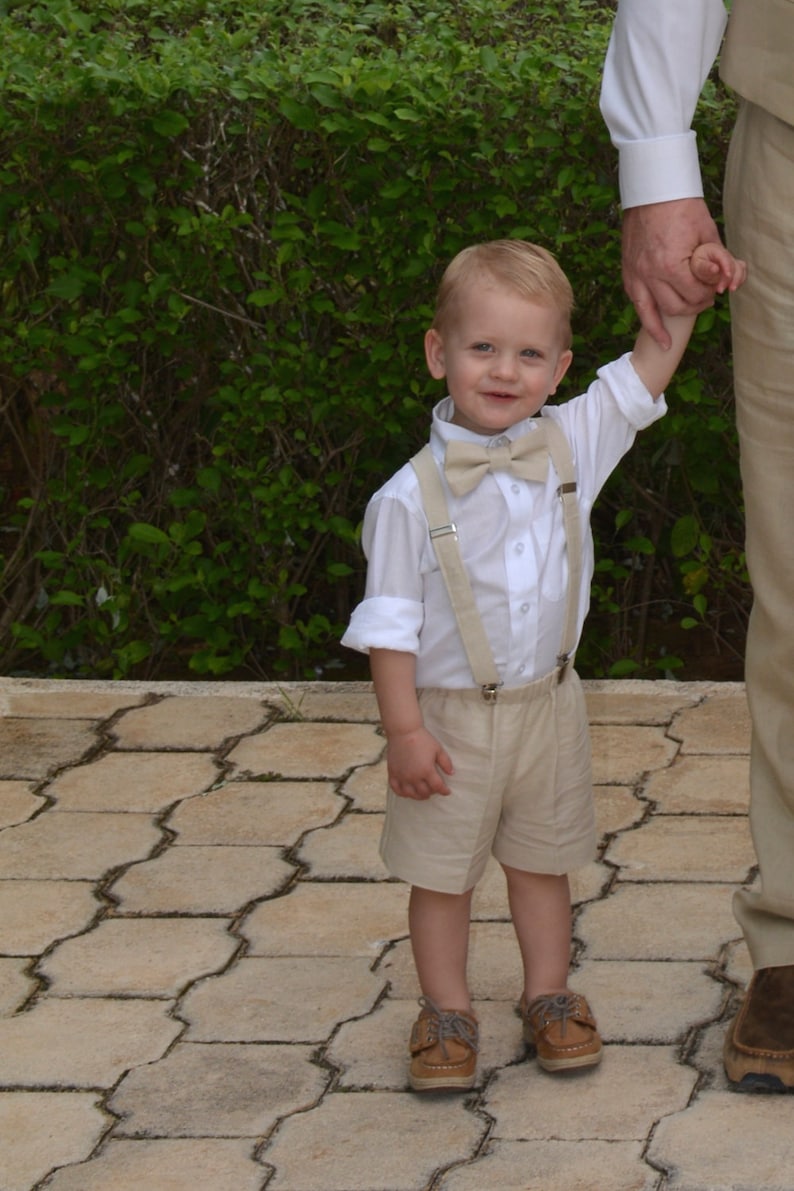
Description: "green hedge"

(0, 0), (747, 679)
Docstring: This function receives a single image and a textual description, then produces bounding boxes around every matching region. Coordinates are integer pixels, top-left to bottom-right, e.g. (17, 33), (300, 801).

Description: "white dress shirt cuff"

(599, 353), (668, 428)
(341, 596), (423, 656)
(619, 132), (704, 209)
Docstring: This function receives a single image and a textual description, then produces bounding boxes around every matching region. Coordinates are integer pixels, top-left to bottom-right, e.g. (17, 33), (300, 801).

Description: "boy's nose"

(491, 353), (518, 379)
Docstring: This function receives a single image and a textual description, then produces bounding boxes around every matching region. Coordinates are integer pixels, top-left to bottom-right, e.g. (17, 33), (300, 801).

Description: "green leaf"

(128, 522), (170, 545)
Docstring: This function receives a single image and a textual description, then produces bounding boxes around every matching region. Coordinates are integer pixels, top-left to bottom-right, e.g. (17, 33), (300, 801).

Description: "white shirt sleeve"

(599, 0), (728, 208)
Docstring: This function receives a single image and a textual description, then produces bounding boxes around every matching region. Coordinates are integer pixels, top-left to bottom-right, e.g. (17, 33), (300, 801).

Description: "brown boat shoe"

(724, 964), (794, 1092)
(408, 997), (479, 1092)
(519, 990), (603, 1072)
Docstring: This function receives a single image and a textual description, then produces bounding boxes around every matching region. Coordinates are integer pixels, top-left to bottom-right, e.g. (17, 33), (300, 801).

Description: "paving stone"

(0, 958), (36, 1015)
(593, 783), (647, 836)
(40, 918), (238, 997)
(578, 882), (742, 960)
(262, 1091), (487, 1191)
(42, 1138), (266, 1191)
(484, 1044), (697, 1140)
(1, 686), (145, 719)
(648, 1091), (794, 1190)
(604, 815), (756, 882)
(570, 861), (612, 906)
(645, 753), (750, 814)
(0, 999), (182, 1087)
(724, 937), (753, 987)
(110, 1042), (327, 1137)
(0, 1092), (108, 1191)
(167, 780), (342, 845)
(341, 759), (388, 811)
(0, 880), (98, 955)
(328, 997), (524, 1091)
(296, 812), (390, 879)
(585, 681), (697, 724)
(574, 959), (723, 1042)
(692, 1021), (740, 1089)
(0, 812), (161, 879)
(0, 718), (98, 780)
(182, 956), (383, 1042)
(382, 923), (525, 1001)
(109, 845), (295, 913)
(47, 751), (219, 812)
(227, 721), (384, 778)
(112, 695), (269, 749)
(0, 780), (46, 828)
(673, 692), (751, 755)
(268, 685), (380, 722)
(590, 724), (678, 785)
(242, 881), (408, 957)
(436, 1140), (656, 1191)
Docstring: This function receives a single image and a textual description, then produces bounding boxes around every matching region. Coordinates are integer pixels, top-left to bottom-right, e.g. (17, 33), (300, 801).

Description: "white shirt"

(342, 354), (666, 689)
(600, 0), (728, 208)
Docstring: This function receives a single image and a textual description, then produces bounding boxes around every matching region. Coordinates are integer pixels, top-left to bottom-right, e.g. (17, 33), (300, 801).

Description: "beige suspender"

(410, 417), (582, 701)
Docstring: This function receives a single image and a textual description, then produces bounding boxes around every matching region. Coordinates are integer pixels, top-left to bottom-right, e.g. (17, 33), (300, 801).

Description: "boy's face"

(425, 281), (573, 437)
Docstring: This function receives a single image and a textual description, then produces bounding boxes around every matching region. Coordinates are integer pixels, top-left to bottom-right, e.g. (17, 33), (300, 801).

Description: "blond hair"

(432, 240), (574, 348)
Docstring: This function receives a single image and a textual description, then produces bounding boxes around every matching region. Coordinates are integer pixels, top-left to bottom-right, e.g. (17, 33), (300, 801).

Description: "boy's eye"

(521, 348), (540, 359)
(472, 342), (493, 352)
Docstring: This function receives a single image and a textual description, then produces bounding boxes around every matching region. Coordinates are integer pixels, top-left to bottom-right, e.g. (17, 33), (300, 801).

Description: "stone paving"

(0, 676), (791, 1191)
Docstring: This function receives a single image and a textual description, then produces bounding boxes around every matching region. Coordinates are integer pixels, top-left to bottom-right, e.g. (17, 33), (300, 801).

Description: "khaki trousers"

(724, 99), (794, 967)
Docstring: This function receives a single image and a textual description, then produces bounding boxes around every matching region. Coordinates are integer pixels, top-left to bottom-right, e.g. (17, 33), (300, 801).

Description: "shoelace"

(419, 996), (479, 1057)
(529, 992), (584, 1038)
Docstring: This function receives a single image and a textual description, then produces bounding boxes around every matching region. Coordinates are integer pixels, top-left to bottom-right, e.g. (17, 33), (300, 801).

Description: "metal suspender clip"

(481, 683), (502, 703)
(557, 482), (577, 499)
(429, 522), (458, 539)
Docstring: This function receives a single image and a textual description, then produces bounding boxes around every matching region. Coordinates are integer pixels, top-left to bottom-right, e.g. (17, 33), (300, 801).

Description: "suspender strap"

(411, 444), (502, 697)
(410, 418), (583, 699)
(542, 417), (582, 673)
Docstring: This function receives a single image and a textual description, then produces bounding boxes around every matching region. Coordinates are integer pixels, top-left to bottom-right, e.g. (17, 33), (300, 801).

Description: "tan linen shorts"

(379, 667), (595, 895)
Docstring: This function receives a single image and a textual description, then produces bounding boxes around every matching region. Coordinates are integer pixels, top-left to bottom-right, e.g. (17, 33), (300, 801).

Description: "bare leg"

(408, 885), (474, 1011)
(503, 865), (572, 1000)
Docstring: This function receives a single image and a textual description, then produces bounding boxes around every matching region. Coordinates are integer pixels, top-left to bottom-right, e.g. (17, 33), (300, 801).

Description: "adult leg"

(723, 99), (794, 1088)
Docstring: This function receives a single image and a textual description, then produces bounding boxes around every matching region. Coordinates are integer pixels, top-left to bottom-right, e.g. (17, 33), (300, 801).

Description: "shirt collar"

(429, 396), (546, 455)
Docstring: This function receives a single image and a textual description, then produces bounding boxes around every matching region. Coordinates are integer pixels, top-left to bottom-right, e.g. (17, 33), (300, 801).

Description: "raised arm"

(600, 0), (733, 347)
(630, 243), (746, 399)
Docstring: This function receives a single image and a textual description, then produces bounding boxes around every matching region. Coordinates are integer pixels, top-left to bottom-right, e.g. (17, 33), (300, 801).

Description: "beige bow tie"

(444, 425), (549, 496)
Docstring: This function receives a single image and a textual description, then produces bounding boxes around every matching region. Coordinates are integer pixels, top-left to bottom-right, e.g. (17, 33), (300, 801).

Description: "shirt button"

(515, 542), (525, 555)
(511, 483), (520, 494)
(518, 663), (526, 674)
(520, 603), (530, 614)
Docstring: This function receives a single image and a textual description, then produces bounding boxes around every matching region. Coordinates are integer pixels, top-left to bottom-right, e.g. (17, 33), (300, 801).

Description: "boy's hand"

(385, 727), (454, 800)
(690, 242), (747, 295)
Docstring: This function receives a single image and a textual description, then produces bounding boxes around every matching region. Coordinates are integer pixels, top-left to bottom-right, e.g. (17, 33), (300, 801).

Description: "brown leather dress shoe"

(520, 990), (602, 1072)
(724, 964), (794, 1091)
(408, 997), (479, 1092)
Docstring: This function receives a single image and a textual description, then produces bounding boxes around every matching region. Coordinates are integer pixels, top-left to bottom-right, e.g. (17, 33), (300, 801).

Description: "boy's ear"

(424, 328), (446, 379)
(550, 349), (573, 395)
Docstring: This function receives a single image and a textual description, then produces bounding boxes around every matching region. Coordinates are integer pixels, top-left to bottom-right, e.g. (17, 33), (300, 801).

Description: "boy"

(342, 239), (745, 1092)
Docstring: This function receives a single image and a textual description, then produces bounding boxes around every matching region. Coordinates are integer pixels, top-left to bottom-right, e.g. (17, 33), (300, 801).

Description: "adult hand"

(622, 197), (726, 349)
